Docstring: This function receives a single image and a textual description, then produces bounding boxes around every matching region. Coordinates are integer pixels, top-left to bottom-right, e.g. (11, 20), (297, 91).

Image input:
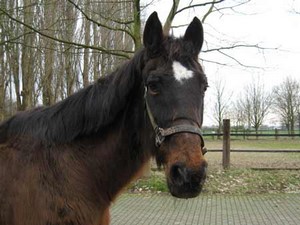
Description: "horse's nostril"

(170, 163), (189, 185)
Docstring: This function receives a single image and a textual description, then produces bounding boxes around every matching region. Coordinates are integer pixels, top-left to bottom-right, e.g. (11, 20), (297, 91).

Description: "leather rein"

(144, 87), (207, 155)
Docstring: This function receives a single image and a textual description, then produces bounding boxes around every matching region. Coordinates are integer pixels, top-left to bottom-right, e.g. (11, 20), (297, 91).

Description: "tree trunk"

(133, 0), (141, 50)
(21, 0), (36, 110)
(83, 0), (90, 87)
(163, 0), (180, 34)
(93, 23), (100, 81)
(7, 0), (21, 112)
(0, 23), (5, 120)
(42, 0), (56, 106)
(63, 1), (76, 97)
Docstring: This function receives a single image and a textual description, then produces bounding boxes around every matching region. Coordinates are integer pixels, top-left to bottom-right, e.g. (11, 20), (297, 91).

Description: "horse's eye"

(147, 82), (159, 95)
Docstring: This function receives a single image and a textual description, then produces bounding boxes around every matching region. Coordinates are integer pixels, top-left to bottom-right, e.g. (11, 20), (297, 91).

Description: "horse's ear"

(183, 17), (204, 56)
(143, 12), (163, 56)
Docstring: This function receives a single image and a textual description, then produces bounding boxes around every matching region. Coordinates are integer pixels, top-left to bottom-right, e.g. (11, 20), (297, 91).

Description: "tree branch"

(66, 0), (135, 40)
(0, 31), (35, 46)
(202, 0), (217, 23)
(0, 7), (131, 59)
(217, 49), (261, 69)
(201, 43), (278, 69)
(175, 0), (225, 16)
(91, 10), (134, 25)
(213, 0), (253, 16)
(203, 44), (279, 53)
(201, 58), (234, 67)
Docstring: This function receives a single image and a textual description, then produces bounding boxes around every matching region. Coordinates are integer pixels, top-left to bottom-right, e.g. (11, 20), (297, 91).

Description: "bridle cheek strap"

(145, 87), (207, 155)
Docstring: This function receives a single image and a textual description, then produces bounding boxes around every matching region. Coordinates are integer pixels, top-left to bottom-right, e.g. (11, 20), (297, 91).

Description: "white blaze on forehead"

(172, 61), (194, 83)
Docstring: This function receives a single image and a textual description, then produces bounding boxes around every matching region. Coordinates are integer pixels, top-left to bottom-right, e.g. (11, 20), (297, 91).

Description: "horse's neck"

(80, 85), (152, 201)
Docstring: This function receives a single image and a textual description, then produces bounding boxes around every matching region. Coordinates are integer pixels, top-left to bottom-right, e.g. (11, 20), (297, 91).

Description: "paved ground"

(111, 193), (300, 225)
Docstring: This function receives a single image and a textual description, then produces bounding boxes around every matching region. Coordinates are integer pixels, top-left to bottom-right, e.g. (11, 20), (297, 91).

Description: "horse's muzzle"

(167, 161), (207, 198)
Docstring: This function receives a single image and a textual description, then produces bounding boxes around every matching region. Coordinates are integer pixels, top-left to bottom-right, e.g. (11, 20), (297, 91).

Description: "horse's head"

(142, 12), (208, 199)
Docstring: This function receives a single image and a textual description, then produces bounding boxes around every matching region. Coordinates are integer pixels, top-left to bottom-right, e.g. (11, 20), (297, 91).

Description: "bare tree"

(273, 77), (300, 135)
(0, 29), (7, 120)
(231, 100), (247, 129)
(41, 0), (56, 106)
(238, 78), (272, 134)
(60, 0), (78, 97)
(0, 0), (7, 120)
(20, 0), (37, 110)
(7, 0), (22, 112)
(82, 0), (91, 87)
(211, 77), (232, 136)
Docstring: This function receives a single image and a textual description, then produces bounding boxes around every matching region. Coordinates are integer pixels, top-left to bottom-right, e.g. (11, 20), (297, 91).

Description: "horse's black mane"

(0, 49), (146, 144)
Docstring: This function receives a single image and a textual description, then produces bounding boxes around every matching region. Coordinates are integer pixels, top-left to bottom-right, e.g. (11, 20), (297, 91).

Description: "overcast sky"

(143, 0), (300, 126)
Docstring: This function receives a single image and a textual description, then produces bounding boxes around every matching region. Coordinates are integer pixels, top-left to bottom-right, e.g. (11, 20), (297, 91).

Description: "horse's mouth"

(167, 177), (206, 199)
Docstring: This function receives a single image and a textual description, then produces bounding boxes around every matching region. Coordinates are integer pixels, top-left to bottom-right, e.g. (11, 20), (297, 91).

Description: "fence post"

(275, 128), (278, 140)
(222, 119), (231, 170)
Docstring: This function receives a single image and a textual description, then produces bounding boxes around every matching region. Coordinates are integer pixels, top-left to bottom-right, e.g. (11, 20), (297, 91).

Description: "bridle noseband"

(144, 87), (207, 155)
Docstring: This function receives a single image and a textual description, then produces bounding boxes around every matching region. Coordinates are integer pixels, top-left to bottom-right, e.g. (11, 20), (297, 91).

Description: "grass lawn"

(128, 169), (300, 195)
(204, 168), (300, 194)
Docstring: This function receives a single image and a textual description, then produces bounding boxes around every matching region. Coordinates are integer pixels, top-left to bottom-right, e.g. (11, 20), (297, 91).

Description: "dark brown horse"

(0, 12), (208, 225)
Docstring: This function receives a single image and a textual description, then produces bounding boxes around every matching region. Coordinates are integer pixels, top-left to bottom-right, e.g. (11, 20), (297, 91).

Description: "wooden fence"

(210, 119), (300, 169)
(204, 132), (300, 140)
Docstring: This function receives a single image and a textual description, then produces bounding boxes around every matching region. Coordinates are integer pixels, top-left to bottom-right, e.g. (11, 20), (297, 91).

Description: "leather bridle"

(144, 87), (207, 155)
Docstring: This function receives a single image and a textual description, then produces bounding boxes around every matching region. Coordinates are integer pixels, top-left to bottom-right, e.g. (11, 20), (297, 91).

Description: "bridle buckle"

(155, 127), (165, 147)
